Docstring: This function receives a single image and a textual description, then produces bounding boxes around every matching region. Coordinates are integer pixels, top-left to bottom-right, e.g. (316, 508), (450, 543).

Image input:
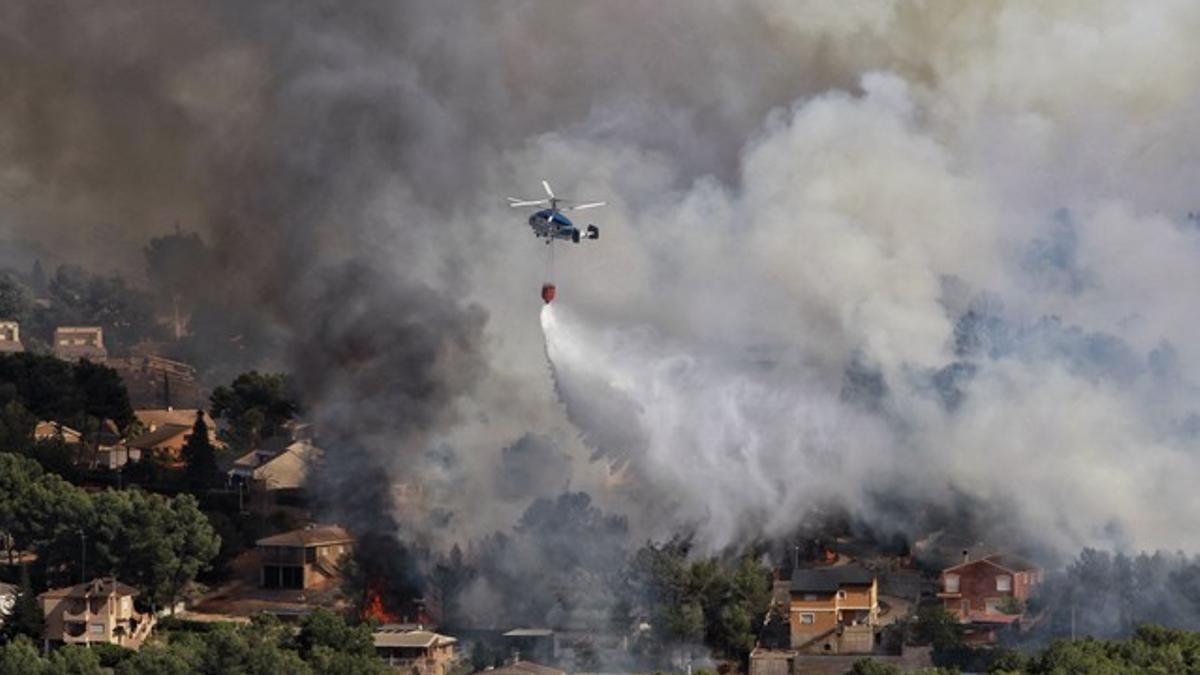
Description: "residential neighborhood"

(4, 4), (1200, 674)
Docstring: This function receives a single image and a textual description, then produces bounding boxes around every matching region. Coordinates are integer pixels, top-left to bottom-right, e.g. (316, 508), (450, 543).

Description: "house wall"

(790, 580), (879, 654)
(42, 593), (146, 649)
(942, 561), (1025, 616)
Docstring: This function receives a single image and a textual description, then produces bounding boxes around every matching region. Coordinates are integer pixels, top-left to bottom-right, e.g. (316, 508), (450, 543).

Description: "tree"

(0, 352), (133, 432)
(144, 230), (214, 340)
(429, 544), (473, 628)
(0, 399), (36, 454)
(46, 645), (106, 675)
(0, 274), (30, 325)
(296, 609), (387, 675)
(908, 606), (965, 652)
(0, 636), (45, 675)
(40, 265), (162, 354)
(181, 411), (220, 489)
(88, 490), (220, 613)
(210, 371), (299, 448)
(846, 659), (902, 675)
(73, 358), (134, 431)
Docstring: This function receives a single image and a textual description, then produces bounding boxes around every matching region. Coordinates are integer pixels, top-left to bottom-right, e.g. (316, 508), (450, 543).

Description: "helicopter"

(507, 180), (605, 244)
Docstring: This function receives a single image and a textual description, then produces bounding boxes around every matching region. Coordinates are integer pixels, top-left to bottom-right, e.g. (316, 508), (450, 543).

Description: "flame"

(363, 582), (402, 623)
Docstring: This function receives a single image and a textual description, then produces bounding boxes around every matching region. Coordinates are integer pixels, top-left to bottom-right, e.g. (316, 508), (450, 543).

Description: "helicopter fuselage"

(529, 209), (597, 244)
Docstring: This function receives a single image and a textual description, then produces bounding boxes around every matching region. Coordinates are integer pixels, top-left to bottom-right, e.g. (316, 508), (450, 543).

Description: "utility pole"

(79, 531), (87, 584)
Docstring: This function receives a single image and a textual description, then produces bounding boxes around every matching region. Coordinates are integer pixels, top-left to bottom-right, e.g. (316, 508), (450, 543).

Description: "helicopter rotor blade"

(542, 180), (555, 199)
(565, 201), (606, 211)
(509, 199), (548, 207)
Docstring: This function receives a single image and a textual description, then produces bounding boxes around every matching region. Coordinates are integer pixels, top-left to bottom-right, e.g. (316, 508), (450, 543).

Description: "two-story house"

(52, 326), (107, 361)
(257, 524), (354, 590)
(373, 626), (458, 674)
(789, 564), (878, 654)
(938, 552), (1042, 641)
(0, 321), (24, 353)
(39, 578), (154, 651)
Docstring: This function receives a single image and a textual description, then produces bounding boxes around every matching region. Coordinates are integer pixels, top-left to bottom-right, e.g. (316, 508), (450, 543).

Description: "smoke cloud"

(3, 1), (1200, 578)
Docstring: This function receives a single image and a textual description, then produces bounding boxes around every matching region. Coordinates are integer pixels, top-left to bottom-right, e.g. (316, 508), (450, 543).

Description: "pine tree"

(182, 410), (220, 489)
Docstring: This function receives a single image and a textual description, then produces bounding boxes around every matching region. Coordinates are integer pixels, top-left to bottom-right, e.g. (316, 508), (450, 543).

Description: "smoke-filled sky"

(4, 2), (1200, 559)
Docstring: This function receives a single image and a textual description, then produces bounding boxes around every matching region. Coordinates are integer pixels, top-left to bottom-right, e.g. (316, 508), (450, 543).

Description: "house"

(0, 582), (16, 626)
(789, 564), (879, 654)
(34, 421), (83, 444)
(39, 578), (154, 651)
(256, 524), (354, 590)
(485, 661), (567, 675)
(373, 625), (458, 674)
(0, 321), (23, 353)
(125, 424), (193, 464)
(127, 408), (221, 464)
(52, 326), (107, 361)
(502, 628), (559, 663)
(938, 552), (1042, 641)
(230, 439), (322, 491)
(134, 408), (218, 437)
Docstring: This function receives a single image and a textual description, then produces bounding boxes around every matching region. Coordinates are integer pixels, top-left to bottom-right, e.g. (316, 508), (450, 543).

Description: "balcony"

(62, 600), (91, 621)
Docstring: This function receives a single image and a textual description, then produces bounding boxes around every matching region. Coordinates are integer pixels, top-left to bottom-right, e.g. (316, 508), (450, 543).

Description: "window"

(799, 613), (815, 625)
(945, 574), (960, 593)
(90, 623), (105, 635)
(836, 590), (847, 600)
(996, 575), (1012, 592)
(803, 593), (817, 601)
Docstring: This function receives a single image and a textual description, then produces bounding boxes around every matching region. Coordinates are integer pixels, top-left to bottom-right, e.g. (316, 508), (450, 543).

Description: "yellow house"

(789, 565), (878, 654)
(39, 578), (154, 651)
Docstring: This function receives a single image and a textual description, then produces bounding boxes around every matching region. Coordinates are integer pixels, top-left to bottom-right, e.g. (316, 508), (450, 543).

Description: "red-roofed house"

(938, 552), (1043, 642)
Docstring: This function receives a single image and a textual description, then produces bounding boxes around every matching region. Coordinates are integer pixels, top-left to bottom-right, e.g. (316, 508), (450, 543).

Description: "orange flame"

(363, 582), (402, 623)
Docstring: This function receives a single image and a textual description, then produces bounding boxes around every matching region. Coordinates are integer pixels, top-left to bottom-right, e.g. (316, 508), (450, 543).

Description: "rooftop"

(40, 577), (139, 599)
(489, 661), (567, 675)
(503, 628), (556, 637)
(373, 627), (457, 649)
(126, 423), (191, 449)
(790, 564), (875, 593)
(255, 524), (354, 548)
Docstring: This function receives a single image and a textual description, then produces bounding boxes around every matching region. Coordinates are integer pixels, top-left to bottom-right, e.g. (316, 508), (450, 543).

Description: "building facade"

(257, 525), (354, 590)
(0, 321), (23, 353)
(938, 553), (1042, 619)
(52, 326), (107, 361)
(39, 578), (154, 651)
(789, 565), (878, 654)
(373, 626), (458, 674)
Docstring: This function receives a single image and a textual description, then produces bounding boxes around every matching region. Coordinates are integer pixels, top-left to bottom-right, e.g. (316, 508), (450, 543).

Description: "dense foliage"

(210, 371), (299, 449)
(0, 265), (161, 355)
(620, 536), (772, 665)
(0, 453), (219, 607)
(0, 611), (388, 675)
(0, 352), (134, 431)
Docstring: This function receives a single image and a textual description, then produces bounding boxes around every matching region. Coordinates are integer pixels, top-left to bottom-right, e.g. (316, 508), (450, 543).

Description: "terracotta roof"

(790, 564), (875, 593)
(40, 578), (139, 599)
(135, 408), (214, 430)
(255, 524), (354, 548)
(127, 423), (191, 449)
(944, 553), (1040, 575)
(373, 627), (457, 649)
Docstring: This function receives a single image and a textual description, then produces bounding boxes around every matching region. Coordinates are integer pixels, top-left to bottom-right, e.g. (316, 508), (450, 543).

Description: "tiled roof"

(255, 524), (354, 548)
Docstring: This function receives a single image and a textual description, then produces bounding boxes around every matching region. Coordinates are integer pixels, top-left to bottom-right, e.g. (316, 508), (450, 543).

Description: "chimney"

(962, 549), (970, 563)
